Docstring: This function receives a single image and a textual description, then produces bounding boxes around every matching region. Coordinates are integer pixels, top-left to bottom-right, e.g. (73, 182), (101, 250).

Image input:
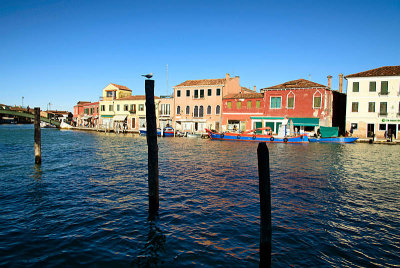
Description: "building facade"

(158, 95), (174, 129)
(222, 87), (264, 132)
(345, 66), (400, 139)
(258, 79), (346, 135)
(173, 73), (241, 133)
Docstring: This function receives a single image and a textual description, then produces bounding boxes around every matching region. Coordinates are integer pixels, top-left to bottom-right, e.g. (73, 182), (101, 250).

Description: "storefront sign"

(382, 118), (400, 123)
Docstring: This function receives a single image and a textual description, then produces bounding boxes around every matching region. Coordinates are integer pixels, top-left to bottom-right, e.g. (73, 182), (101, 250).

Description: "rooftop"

(261, 79), (327, 90)
(118, 95), (160, 101)
(110, 83), (132, 91)
(175, 78), (226, 87)
(345, 66), (400, 78)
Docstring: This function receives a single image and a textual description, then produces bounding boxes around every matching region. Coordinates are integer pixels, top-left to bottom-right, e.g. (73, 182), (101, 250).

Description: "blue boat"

(309, 137), (358, 143)
(139, 128), (162, 136)
(163, 127), (174, 137)
(205, 128), (309, 143)
(309, 126), (358, 143)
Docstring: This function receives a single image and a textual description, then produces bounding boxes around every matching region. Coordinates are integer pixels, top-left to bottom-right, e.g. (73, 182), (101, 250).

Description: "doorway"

(388, 124), (397, 139)
(367, 124), (374, 138)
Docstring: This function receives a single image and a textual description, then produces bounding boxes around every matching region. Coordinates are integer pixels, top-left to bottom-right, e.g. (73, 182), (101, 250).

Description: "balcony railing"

(129, 110), (136, 114)
(378, 91), (389, 96)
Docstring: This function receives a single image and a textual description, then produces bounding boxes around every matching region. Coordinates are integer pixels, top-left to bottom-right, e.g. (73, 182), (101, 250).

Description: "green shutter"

(369, 81), (376, 92)
(237, 101), (241, 109)
(381, 81), (388, 95)
(287, 97), (294, 108)
(256, 100), (261, 108)
(353, 82), (359, 92)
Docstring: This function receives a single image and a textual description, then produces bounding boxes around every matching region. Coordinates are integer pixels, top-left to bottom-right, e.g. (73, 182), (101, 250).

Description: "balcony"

(129, 110), (136, 114)
(378, 112), (388, 117)
(378, 91), (389, 96)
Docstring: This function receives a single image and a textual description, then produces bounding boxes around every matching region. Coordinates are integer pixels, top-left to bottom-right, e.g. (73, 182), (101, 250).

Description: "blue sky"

(1, 0), (399, 111)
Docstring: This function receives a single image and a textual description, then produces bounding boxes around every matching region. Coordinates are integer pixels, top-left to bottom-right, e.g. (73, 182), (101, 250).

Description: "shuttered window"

(368, 102), (375, 112)
(380, 102), (387, 115)
(287, 97), (294, 109)
(369, 81), (376, 92)
(256, 100), (261, 108)
(247, 101), (252, 108)
(313, 96), (321, 108)
(352, 102), (358, 112)
(227, 101), (232, 109)
(380, 81), (388, 95)
(353, 82), (359, 92)
(237, 101), (242, 109)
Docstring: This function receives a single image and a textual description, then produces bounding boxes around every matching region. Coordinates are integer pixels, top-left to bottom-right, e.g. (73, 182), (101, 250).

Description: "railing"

(378, 91), (389, 96)
(129, 110), (136, 114)
(378, 112), (388, 117)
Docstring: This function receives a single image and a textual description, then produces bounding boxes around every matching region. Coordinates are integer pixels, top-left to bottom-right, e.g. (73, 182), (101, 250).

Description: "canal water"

(0, 125), (399, 267)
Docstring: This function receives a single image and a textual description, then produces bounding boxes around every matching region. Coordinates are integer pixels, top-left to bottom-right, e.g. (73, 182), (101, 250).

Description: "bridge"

(0, 107), (61, 127)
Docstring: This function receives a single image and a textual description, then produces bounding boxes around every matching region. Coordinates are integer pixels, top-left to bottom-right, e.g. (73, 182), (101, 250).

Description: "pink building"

(73, 101), (99, 127)
(173, 73), (241, 133)
(222, 87), (264, 131)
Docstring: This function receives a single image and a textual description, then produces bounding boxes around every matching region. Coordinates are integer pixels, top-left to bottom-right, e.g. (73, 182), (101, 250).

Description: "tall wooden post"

(34, 107), (41, 165)
(257, 142), (271, 267)
(145, 79), (159, 216)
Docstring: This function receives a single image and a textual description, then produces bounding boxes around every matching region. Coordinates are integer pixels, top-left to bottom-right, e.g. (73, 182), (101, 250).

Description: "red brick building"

(257, 79), (346, 134)
(222, 87), (264, 131)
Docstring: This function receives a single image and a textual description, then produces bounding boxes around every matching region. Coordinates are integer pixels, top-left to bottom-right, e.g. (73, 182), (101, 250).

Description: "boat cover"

(320, 126), (339, 138)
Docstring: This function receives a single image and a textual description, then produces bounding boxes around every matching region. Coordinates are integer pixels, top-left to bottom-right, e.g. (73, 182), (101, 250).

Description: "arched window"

(186, 105), (190, 115)
(177, 105), (181, 115)
(199, 106), (204, 117)
(207, 105), (212, 115)
(313, 91), (322, 109)
(216, 105), (220, 114)
(194, 106), (199, 117)
(287, 91), (295, 109)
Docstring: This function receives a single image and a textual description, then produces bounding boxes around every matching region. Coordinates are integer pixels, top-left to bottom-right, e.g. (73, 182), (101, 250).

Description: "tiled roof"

(118, 95), (160, 101)
(345, 66), (400, 78)
(261, 79), (327, 90)
(175, 78), (226, 87)
(110, 83), (132, 91)
(224, 92), (263, 99)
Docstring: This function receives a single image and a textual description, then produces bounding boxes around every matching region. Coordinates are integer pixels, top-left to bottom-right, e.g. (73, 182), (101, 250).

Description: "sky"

(1, 0), (399, 111)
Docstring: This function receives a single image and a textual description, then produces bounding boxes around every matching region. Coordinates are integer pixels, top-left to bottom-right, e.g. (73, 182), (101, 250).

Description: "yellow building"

(99, 83), (161, 131)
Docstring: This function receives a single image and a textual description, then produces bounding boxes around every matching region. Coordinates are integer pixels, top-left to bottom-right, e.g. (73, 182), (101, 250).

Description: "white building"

(345, 66), (400, 140)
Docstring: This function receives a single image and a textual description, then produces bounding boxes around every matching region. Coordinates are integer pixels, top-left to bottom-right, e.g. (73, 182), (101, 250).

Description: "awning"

(81, 116), (90, 120)
(289, 117), (319, 126)
(113, 115), (127, 121)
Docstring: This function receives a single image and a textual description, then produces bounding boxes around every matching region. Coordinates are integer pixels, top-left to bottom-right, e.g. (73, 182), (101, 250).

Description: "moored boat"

(163, 127), (174, 137)
(139, 128), (162, 136)
(205, 128), (308, 143)
(309, 137), (358, 143)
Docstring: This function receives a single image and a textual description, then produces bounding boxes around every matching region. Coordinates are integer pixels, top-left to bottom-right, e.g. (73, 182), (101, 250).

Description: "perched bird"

(141, 73), (153, 79)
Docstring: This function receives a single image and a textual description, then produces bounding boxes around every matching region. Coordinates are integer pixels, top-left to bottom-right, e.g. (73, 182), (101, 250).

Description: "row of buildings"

(73, 66), (400, 140)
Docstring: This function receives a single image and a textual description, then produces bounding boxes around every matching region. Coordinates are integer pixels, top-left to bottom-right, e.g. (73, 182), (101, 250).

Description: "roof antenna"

(308, 74), (311, 80)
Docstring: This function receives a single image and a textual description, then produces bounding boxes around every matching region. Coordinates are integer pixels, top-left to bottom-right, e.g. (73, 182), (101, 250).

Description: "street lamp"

(22, 96), (24, 107)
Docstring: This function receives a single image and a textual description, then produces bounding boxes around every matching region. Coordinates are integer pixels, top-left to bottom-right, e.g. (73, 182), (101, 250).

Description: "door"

(254, 121), (262, 134)
(367, 124), (374, 138)
(264, 122), (274, 134)
(388, 124), (397, 139)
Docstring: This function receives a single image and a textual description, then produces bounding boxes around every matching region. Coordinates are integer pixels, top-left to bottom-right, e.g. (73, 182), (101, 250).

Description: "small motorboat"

(309, 126), (358, 143)
(139, 128), (162, 136)
(163, 127), (174, 137)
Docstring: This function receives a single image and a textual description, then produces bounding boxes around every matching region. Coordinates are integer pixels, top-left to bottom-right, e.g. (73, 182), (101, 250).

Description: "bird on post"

(142, 73), (153, 79)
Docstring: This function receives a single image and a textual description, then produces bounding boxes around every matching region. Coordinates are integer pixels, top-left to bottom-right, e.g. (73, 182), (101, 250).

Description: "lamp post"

(22, 96), (24, 108)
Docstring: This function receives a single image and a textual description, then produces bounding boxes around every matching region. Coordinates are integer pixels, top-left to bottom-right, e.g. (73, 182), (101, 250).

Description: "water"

(0, 125), (399, 267)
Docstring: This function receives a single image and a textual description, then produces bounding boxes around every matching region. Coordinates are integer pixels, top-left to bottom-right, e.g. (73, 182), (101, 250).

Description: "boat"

(186, 132), (202, 138)
(309, 126), (358, 143)
(40, 122), (56, 128)
(205, 128), (309, 143)
(139, 128), (162, 136)
(163, 127), (174, 137)
(309, 137), (359, 143)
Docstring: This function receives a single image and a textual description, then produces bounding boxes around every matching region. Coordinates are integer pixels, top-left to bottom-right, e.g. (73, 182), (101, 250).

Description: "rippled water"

(0, 125), (399, 267)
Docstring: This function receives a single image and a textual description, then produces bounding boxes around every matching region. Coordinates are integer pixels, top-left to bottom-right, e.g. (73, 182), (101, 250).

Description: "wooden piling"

(257, 142), (271, 267)
(34, 107), (41, 165)
(145, 79), (159, 216)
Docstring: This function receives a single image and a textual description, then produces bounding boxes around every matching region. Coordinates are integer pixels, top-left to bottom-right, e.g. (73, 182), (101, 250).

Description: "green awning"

(289, 117), (319, 126)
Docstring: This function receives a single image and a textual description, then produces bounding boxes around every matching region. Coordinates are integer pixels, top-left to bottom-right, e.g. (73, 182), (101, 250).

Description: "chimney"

(226, 73), (230, 80)
(327, 75), (332, 89)
(253, 85), (256, 91)
(339, 73), (343, 93)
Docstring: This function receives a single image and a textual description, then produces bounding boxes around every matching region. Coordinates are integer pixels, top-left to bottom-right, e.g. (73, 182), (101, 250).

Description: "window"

(379, 124), (386, 131)
(351, 123), (358, 130)
(368, 102), (375, 113)
(380, 81), (388, 95)
(200, 89), (204, 98)
(130, 104), (136, 112)
(199, 106), (204, 117)
(101, 105), (105, 111)
(139, 104), (144, 111)
(352, 102), (359, 112)
(186, 105), (190, 115)
(270, 97), (281, 109)
(237, 101), (242, 109)
(216, 105), (220, 114)
(84, 108), (89, 114)
(247, 101), (252, 108)
(256, 100), (261, 108)
(287, 95), (294, 109)
(186, 90), (190, 97)
(380, 102), (387, 115)
(353, 82), (359, 92)
(313, 93), (321, 109)
(124, 105), (128, 111)
(208, 89), (212, 96)
(177, 90), (181, 97)
(116, 104), (120, 111)
(194, 106), (199, 117)
(176, 105), (181, 115)
(207, 105), (211, 115)
(161, 104), (170, 115)
(194, 90), (199, 98)
(109, 105), (113, 111)
(216, 88), (221, 96)
(106, 91), (116, 98)
(369, 81), (376, 92)
(97, 107), (99, 113)
(227, 101), (232, 109)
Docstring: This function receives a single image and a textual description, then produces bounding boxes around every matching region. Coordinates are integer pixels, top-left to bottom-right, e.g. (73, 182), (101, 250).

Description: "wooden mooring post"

(145, 79), (159, 217)
(34, 107), (41, 165)
(257, 142), (271, 267)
